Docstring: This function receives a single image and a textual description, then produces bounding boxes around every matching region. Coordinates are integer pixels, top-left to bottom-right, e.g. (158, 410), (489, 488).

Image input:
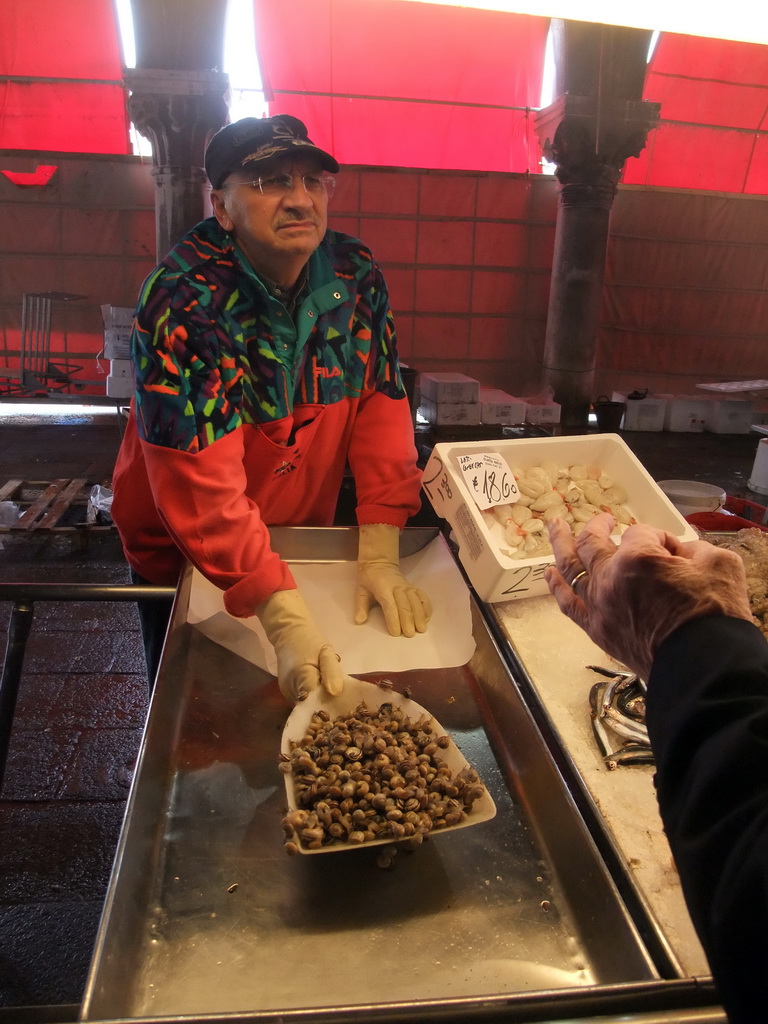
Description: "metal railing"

(1, 292), (85, 396)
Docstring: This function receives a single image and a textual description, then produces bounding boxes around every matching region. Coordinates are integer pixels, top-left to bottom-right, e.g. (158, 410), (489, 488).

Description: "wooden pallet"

(0, 478), (115, 535)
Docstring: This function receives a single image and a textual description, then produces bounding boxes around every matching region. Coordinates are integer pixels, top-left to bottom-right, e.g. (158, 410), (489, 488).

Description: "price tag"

(457, 452), (519, 511)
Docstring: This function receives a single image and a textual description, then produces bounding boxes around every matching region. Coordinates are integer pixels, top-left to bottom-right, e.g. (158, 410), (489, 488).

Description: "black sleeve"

(646, 615), (768, 1024)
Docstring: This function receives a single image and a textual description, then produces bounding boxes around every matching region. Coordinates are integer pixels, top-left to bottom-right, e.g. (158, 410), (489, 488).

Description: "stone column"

(124, 69), (230, 260)
(534, 21), (660, 431)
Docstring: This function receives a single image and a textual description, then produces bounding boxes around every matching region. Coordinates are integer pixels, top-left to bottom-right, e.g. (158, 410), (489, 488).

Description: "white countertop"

(494, 593), (710, 978)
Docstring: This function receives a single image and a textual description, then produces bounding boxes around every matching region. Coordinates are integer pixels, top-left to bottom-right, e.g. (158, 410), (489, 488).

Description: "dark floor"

(0, 410), (146, 1019)
(0, 409), (765, 1020)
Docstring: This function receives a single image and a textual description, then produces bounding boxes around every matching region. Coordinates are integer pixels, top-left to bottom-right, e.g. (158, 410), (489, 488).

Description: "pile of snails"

(280, 701), (487, 855)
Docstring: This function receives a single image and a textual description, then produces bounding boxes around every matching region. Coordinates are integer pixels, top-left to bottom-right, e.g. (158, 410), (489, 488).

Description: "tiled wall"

(0, 155), (156, 395)
(1, 154), (766, 403)
(599, 187), (768, 400)
(329, 166), (557, 398)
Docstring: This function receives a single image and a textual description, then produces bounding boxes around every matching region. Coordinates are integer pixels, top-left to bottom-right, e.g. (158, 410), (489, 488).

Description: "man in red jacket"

(112, 115), (430, 697)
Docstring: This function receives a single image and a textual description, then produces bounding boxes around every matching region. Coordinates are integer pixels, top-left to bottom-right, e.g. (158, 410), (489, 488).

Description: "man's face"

(211, 156), (330, 284)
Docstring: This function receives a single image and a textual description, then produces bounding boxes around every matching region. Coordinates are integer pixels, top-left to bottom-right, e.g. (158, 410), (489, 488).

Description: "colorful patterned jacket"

(111, 217), (421, 617)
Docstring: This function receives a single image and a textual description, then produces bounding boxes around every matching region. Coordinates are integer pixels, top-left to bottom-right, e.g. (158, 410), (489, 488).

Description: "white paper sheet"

(186, 536), (475, 674)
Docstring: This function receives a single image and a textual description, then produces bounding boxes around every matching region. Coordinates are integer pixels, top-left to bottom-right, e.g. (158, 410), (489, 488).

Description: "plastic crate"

(686, 495), (768, 533)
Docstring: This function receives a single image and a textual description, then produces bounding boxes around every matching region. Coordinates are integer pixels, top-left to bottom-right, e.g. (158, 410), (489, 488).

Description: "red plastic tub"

(686, 495), (768, 533)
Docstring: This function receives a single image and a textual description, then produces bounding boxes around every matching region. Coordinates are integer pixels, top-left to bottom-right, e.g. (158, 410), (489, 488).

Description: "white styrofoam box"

(479, 389), (527, 425)
(611, 392), (667, 432)
(661, 395), (711, 432)
(420, 372), (480, 405)
(101, 304), (134, 329)
(421, 434), (698, 604)
(108, 358), (133, 378)
(419, 398), (481, 426)
(705, 397), (754, 434)
(104, 327), (132, 360)
(525, 401), (561, 425)
(106, 372), (134, 398)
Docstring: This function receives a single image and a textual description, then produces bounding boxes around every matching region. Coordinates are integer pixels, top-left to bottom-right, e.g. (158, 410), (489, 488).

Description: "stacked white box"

(106, 375), (134, 398)
(418, 398), (481, 425)
(421, 434), (697, 603)
(107, 359), (132, 378)
(524, 400), (561, 425)
(705, 397), (754, 434)
(105, 358), (134, 398)
(103, 328), (132, 360)
(418, 372), (481, 426)
(420, 372), (480, 404)
(661, 395), (711, 432)
(479, 389), (527, 425)
(611, 392), (667, 431)
(101, 305), (134, 329)
(101, 305), (135, 399)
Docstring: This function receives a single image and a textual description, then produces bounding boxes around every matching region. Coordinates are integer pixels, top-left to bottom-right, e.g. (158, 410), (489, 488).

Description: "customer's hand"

(257, 589), (351, 701)
(355, 524), (432, 637)
(545, 513), (752, 679)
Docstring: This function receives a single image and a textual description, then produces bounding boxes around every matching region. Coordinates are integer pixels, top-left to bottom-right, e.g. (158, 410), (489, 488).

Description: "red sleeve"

(348, 390), (422, 527)
(141, 426), (296, 616)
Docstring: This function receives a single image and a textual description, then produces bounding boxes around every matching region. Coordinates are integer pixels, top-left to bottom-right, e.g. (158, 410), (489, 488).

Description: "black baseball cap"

(205, 114), (339, 189)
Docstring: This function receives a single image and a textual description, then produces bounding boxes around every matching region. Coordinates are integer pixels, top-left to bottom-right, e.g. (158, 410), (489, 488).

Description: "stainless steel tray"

(82, 528), (673, 1022)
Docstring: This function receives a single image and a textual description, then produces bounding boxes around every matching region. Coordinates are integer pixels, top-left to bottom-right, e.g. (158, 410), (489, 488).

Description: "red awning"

(0, 0), (131, 155)
(1, 0), (766, 195)
(625, 32), (768, 194)
(253, 3), (768, 192)
(252, 0), (550, 173)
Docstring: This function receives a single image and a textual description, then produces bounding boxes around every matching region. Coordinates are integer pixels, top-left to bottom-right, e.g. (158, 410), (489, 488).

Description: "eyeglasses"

(226, 173), (336, 198)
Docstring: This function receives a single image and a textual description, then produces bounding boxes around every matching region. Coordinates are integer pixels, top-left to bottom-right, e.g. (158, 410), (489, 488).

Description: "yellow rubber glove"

(355, 523), (432, 637)
(256, 589), (348, 702)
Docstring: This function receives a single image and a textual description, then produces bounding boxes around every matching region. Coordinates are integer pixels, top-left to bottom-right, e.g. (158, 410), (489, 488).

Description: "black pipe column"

(535, 21), (660, 431)
(542, 172), (616, 429)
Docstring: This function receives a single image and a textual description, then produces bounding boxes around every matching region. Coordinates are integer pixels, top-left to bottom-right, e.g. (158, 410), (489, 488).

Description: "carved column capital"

(124, 68), (230, 170)
(535, 94), (660, 188)
(123, 70), (231, 257)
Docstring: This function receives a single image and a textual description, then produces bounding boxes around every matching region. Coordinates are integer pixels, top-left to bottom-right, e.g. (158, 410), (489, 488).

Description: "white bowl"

(657, 479), (726, 517)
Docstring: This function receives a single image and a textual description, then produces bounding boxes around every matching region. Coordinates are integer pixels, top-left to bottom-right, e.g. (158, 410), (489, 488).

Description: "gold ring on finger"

(571, 568), (590, 591)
